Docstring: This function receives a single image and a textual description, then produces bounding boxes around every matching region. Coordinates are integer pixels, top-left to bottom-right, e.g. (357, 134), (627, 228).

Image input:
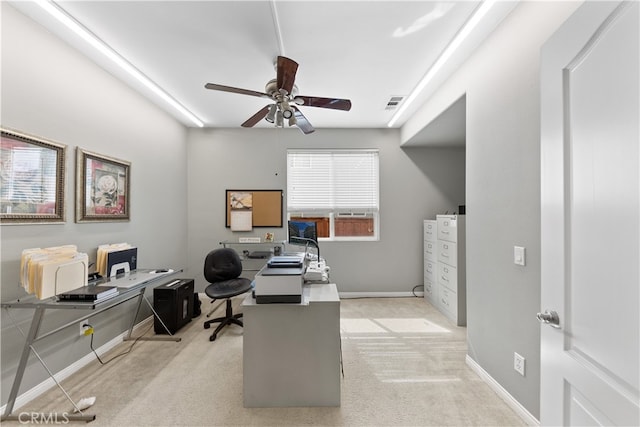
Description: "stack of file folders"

(20, 245), (89, 300)
(58, 285), (119, 302)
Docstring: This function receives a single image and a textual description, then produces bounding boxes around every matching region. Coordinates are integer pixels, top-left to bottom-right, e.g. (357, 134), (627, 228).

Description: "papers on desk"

(20, 245), (89, 300)
(303, 260), (330, 283)
(108, 269), (174, 289)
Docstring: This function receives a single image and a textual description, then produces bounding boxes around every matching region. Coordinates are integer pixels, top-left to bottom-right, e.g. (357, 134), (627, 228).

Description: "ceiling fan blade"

(241, 105), (271, 128)
(276, 56), (299, 95)
(292, 106), (315, 134)
(295, 96), (352, 111)
(205, 83), (271, 99)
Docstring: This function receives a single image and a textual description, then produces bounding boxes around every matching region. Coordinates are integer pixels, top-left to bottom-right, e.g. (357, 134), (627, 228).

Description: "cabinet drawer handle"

(441, 275), (448, 281)
(441, 253), (449, 257)
(442, 230), (450, 234)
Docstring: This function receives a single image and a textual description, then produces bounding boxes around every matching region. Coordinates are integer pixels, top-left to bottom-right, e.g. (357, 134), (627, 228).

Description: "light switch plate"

(514, 246), (526, 266)
(514, 352), (526, 376)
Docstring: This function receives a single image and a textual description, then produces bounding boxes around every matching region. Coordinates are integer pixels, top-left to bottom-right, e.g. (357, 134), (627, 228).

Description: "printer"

(253, 254), (305, 303)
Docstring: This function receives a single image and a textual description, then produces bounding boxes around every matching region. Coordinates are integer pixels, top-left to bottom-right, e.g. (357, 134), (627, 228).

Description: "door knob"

(537, 310), (561, 328)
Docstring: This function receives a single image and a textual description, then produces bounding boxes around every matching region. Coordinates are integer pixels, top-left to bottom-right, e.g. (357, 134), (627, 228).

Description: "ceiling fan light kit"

(265, 104), (277, 123)
(205, 56), (351, 134)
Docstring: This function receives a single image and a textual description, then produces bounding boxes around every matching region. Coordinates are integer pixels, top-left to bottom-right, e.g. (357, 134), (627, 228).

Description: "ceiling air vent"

(385, 96), (405, 110)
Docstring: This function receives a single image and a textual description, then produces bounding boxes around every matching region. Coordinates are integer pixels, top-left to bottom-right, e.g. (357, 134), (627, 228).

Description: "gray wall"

(402, 1), (582, 419)
(1, 0), (583, 419)
(1, 3), (465, 408)
(1, 4), (188, 405)
(187, 128), (465, 293)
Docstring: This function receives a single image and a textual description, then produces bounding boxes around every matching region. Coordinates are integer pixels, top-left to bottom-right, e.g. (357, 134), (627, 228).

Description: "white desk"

(242, 283), (341, 407)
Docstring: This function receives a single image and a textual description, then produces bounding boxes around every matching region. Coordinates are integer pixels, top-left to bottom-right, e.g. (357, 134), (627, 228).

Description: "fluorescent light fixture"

(35, 0), (205, 127)
(387, 0), (496, 128)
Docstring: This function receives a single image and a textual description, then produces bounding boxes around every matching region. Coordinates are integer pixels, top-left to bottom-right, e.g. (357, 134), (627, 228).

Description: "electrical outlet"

(514, 352), (525, 376)
(79, 321), (91, 337)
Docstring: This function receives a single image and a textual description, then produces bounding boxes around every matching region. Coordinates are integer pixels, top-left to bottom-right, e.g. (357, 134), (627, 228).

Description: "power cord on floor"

(412, 284), (424, 297)
(87, 322), (153, 365)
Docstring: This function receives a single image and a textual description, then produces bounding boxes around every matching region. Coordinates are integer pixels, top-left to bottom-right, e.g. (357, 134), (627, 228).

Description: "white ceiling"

(9, 1), (516, 137)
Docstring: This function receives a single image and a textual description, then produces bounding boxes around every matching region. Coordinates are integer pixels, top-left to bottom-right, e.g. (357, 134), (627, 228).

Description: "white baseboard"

(465, 355), (539, 426)
(339, 291), (424, 299)
(1, 317), (153, 416)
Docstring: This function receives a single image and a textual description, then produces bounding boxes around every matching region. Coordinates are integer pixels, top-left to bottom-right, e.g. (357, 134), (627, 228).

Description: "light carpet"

(6, 296), (526, 426)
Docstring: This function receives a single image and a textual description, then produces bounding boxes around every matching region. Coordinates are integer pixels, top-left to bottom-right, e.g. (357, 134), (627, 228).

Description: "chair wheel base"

(202, 298), (244, 343)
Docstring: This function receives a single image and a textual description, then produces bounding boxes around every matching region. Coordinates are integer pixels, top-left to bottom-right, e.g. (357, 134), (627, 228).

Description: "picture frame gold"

(0, 128), (66, 224)
(76, 148), (130, 223)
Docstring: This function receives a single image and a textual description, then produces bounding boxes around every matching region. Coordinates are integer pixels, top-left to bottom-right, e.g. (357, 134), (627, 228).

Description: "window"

(287, 149), (379, 241)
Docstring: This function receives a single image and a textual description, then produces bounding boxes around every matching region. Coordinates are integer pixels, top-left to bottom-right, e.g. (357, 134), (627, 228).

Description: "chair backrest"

(203, 248), (243, 283)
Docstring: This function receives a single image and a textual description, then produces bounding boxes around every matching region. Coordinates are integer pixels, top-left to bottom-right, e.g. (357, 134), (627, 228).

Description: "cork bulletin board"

(225, 190), (283, 228)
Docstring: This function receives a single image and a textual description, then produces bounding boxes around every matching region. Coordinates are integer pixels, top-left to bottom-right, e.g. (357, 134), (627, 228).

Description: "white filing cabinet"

(423, 220), (438, 304)
(435, 214), (466, 326)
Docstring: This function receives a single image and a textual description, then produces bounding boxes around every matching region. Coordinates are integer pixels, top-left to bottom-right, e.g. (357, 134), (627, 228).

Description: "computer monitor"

(288, 220), (317, 245)
(288, 220), (320, 260)
(288, 221), (320, 261)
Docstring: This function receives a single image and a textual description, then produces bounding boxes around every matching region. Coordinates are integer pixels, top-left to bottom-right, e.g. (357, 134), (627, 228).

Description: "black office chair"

(203, 248), (253, 341)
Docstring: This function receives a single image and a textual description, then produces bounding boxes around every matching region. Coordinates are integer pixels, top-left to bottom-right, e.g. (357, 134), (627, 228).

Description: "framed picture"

(76, 148), (130, 222)
(1, 128), (66, 224)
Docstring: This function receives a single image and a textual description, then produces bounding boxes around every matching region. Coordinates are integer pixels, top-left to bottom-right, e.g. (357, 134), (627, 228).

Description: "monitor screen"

(288, 220), (318, 245)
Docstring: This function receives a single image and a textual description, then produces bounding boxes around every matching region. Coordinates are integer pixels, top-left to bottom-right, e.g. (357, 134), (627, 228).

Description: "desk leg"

(2, 306), (45, 418)
(1, 307), (97, 423)
(123, 288), (180, 343)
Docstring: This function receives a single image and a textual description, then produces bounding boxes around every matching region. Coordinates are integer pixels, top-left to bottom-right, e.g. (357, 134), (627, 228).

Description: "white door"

(540, 1), (639, 425)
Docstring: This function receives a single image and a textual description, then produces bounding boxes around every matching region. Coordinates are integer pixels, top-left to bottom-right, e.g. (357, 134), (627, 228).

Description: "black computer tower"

(153, 278), (194, 334)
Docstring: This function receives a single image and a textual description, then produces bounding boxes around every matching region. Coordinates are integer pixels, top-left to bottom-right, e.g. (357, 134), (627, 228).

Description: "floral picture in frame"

(0, 128), (66, 224)
(76, 148), (130, 222)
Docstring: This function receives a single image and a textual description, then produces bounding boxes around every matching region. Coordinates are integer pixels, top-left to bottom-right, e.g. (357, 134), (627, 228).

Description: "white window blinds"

(287, 149), (379, 212)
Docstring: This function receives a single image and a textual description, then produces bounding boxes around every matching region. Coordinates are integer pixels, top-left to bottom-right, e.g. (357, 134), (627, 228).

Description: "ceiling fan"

(205, 56), (351, 134)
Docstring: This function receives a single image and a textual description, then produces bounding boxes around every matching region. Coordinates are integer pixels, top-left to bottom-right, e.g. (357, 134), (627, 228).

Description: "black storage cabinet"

(153, 279), (194, 334)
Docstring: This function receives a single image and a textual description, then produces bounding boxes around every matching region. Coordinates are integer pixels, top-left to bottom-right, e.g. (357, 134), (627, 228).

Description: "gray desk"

(1, 269), (182, 422)
(242, 283), (341, 407)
